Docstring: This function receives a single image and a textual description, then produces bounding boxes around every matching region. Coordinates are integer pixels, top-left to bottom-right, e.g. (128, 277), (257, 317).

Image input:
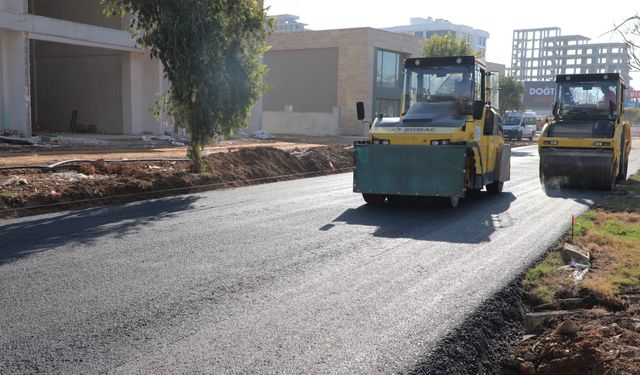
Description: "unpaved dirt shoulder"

(0, 145), (354, 219)
(499, 175), (640, 375)
(0, 137), (354, 168)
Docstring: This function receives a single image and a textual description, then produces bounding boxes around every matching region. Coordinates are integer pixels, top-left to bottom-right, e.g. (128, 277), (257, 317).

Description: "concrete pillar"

(122, 52), (166, 135)
(245, 0), (265, 135)
(246, 95), (263, 134)
(136, 55), (165, 135)
(121, 52), (139, 135)
(0, 30), (31, 136)
(0, 0), (30, 135)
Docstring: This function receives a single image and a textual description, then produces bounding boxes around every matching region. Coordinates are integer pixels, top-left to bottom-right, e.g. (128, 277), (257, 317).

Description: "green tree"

(422, 33), (479, 57)
(101, 0), (268, 171)
(626, 108), (640, 125)
(499, 76), (524, 115)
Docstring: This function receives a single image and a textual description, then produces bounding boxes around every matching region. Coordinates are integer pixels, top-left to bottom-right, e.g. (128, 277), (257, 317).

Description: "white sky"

(265, 0), (640, 85)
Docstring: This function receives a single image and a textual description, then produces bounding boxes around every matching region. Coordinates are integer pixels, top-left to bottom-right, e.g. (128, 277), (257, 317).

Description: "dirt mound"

(501, 287), (640, 374)
(202, 146), (353, 185)
(0, 145), (354, 219)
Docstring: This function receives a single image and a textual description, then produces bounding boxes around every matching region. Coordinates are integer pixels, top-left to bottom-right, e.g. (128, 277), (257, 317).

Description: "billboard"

(523, 81), (556, 111)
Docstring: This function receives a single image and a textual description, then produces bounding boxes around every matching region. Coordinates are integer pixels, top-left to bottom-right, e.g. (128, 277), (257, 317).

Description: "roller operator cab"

(354, 56), (511, 208)
(539, 73), (632, 190)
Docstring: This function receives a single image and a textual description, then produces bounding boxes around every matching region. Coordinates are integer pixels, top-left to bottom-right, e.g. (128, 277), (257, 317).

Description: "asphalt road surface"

(2, 145), (639, 374)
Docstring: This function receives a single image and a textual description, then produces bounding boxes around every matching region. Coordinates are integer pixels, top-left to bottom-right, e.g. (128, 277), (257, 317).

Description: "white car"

(503, 111), (538, 141)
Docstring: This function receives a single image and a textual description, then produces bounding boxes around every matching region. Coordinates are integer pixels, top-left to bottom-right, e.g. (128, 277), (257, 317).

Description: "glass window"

(556, 81), (619, 119)
(404, 65), (473, 106)
(375, 50), (383, 87)
(475, 66), (484, 101)
(504, 115), (523, 125)
(397, 64), (474, 127)
(382, 51), (399, 88)
(375, 49), (402, 89)
(375, 99), (401, 117)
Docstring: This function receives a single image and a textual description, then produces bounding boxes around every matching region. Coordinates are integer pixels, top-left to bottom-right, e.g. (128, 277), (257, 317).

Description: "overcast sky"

(265, 0), (639, 84)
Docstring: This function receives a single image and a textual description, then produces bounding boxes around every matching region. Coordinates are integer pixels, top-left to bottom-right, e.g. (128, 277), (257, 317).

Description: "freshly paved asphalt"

(1, 145), (639, 374)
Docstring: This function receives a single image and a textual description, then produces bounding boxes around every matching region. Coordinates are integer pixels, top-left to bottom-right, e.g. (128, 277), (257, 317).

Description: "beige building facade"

(264, 28), (422, 136)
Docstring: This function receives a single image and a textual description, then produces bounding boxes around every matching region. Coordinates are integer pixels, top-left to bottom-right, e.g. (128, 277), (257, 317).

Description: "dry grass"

(523, 245), (574, 305)
(524, 173), (640, 309)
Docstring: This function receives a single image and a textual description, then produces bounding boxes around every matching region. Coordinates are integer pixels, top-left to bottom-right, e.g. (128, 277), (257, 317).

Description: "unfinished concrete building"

(511, 27), (630, 84)
(0, 0), (170, 137)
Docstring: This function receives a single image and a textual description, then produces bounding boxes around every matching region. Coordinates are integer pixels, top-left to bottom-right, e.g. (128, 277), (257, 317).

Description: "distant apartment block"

(510, 27), (630, 84)
(271, 14), (308, 33)
(383, 17), (489, 58)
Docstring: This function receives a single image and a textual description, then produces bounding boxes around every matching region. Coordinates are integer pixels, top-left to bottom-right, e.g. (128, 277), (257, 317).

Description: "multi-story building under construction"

(511, 27), (630, 84)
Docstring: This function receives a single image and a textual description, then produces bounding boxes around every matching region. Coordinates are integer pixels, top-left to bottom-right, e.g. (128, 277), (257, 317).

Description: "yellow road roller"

(539, 73), (631, 190)
(354, 56), (510, 207)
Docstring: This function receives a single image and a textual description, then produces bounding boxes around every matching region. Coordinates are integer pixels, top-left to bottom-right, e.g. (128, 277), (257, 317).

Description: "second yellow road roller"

(539, 73), (631, 190)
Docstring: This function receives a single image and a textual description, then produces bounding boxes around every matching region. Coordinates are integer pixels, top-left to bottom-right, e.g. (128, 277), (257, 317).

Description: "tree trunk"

(188, 142), (204, 173)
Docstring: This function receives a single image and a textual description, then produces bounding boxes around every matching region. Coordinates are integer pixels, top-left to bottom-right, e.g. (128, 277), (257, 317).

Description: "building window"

(375, 49), (402, 89)
(375, 99), (401, 117)
(414, 31), (424, 38)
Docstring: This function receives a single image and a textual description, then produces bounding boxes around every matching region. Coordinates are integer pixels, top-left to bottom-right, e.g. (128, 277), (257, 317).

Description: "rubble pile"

(502, 237), (640, 374)
(502, 299), (640, 374)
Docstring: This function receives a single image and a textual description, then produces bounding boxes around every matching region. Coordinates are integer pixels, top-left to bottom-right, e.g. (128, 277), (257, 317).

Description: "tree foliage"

(626, 107), (640, 125)
(422, 33), (480, 58)
(101, 0), (268, 171)
(499, 76), (524, 115)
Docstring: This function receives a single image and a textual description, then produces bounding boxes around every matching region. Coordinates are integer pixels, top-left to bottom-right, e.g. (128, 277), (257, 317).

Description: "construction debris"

(525, 310), (575, 333)
(502, 302), (640, 374)
(1, 176), (28, 186)
(0, 135), (41, 146)
(561, 243), (591, 267)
